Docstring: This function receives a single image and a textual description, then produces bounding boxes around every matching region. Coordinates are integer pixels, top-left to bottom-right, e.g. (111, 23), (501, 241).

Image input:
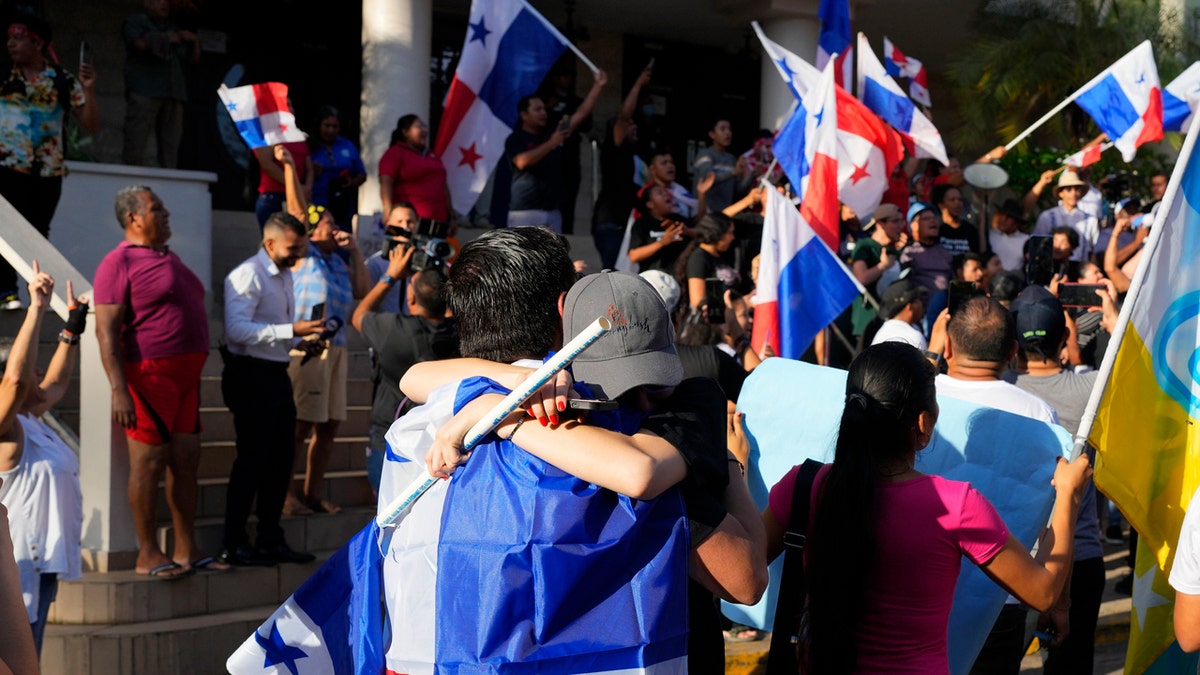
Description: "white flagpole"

(520, 0), (599, 74)
(1071, 109), (1200, 459)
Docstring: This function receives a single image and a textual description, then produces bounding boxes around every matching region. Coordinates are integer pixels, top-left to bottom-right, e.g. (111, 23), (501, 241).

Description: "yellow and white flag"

(1084, 112), (1200, 673)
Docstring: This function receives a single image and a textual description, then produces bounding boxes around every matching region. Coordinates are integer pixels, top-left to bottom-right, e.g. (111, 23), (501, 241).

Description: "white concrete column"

(359, 0), (433, 223)
(759, 16), (820, 132)
(79, 322), (136, 572)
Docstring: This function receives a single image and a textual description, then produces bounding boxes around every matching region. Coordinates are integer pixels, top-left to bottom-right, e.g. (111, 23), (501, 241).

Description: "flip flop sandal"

(189, 555), (232, 573)
(143, 562), (194, 580)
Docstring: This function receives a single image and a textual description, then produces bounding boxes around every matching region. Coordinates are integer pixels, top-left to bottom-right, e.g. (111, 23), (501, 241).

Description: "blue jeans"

(30, 572), (58, 655)
(255, 191), (286, 228)
(593, 221), (626, 270)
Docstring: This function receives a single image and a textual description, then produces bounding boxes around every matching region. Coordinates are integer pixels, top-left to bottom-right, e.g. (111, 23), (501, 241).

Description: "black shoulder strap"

(766, 459), (823, 674)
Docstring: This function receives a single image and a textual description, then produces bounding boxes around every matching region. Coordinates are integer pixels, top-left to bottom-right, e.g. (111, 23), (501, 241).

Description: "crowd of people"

(0, 6), (1197, 675)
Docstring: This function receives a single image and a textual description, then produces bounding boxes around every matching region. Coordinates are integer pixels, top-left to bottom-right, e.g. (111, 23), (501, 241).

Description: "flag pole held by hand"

(376, 316), (613, 529)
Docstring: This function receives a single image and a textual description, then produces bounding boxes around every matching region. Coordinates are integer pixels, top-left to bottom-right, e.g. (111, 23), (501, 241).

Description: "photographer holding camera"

(352, 242), (459, 496)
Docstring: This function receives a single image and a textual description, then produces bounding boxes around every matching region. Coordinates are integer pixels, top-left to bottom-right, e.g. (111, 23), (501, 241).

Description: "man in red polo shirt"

(94, 185), (224, 577)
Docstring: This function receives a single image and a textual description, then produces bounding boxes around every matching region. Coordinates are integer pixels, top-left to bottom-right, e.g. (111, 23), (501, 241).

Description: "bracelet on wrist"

(505, 415), (527, 442)
(58, 330), (80, 346)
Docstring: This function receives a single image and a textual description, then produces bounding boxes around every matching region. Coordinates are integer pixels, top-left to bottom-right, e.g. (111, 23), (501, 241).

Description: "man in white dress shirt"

(219, 213), (324, 566)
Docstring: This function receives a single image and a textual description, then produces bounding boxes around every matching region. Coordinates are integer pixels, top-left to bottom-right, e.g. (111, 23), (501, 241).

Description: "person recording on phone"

(219, 212), (321, 566)
(0, 14), (98, 311)
(505, 68), (607, 232)
(351, 241), (458, 496)
(275, 143), (370, 516)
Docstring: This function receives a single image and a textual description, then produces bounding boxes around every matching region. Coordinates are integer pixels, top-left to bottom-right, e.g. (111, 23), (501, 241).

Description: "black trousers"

(1043, 556), (1106, 675)
(221, 353), (296, 550)
(970, 603), (1028, 675)
(0, 168), (62, 294)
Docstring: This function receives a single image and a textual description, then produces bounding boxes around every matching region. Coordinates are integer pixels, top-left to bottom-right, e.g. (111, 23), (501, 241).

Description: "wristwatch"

(58, 330), (80, 345)
(380, 273), (397, 286)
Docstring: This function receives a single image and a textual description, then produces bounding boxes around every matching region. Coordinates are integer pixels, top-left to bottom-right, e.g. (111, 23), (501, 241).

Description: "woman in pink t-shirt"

(764, 342), (1090, 674)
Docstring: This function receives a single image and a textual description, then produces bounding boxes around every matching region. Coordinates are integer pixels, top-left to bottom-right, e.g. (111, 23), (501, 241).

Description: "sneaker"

(0, 292), (22, 311)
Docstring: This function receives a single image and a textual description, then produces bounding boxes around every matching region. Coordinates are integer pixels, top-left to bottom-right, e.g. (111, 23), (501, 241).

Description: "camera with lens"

(383, 218), (452, 272)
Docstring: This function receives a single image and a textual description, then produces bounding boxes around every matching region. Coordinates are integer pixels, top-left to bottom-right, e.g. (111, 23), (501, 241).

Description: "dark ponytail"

(390, 114), (421, 147)
(805, 342), (937, 673)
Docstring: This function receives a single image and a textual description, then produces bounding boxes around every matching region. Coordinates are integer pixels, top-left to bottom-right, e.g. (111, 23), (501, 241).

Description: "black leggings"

(0, 168), (62, 293)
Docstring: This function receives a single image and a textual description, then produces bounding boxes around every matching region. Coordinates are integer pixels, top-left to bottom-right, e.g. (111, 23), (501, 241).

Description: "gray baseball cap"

(562, 270), (684, 400)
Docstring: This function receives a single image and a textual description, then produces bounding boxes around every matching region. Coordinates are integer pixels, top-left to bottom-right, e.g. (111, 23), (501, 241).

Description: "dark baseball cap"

(1010, 285), (1065, 353)
(562, 270), (684, 399)
(879, 278), (928, 320)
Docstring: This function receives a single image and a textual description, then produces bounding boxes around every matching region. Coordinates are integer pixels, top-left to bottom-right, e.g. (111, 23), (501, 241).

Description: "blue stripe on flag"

(234, 119), (266, 149)
(862, 78), (914, 132)
(778, 238), (860, 359)
(774, 103), (809, 192)
(1075, 73), (1140, 139)
(476, 9), (567, 128)
(1163, 89), (1192, 132)
(435, 380), (690, 673)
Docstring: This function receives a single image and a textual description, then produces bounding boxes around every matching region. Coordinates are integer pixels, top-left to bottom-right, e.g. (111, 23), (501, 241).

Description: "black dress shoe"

(258, 543), (316, 564)
(218, 545), (277, 567)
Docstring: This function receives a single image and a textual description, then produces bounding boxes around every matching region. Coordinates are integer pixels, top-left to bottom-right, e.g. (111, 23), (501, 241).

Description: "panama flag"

(754, 22), (904, 220)
(1163, 61), (1200, 133)
(724, 358), (1070, 675)
(1062, 141), (1111, 169)
(816, 0), (852, 89)
(227, 523), (386, 675)
(883, 37), (931, 107)
(856, 33), (949, 165)
(1073, 40), (1163, 162)
(1084, 112), (1200, 674)
(385, 376), (688, 675)
(433, 0), (575, 214)
(217, 82), (307, 149)
(752, 59), (861, 358)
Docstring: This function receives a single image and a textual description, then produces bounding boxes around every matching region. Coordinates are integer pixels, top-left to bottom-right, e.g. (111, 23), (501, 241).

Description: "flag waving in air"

(1061, 142), (1112, 169)
(434, 0), (587, 214)
(883, 37), (931, 107)
(816, 0), (852, 89)
(1084, 113), (1200, 674)
(754, 22), (904, 220)
(1163, 61), (1200, 133)
(856, 33), (948, 165)
(217, 82), (307, 149)
(753, 59), (861, 358)
(1073, 40), (1163, 162)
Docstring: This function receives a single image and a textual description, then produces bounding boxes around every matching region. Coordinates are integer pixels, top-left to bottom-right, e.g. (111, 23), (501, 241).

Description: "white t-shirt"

(988, 229), (1030, 272)
(935, 374), (1059, 424)
(871, 319), (928, 351)
(1171, 488), (1200, 595)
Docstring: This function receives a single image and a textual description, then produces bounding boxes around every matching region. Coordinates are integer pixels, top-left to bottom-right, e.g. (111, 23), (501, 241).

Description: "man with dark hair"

(1010, 285), (1105, 675)
(692, 117), (752, 214)
(94, 185), (214, 577)
(646, 148), (699, 218)
(0, 13), (99, 310)
(953, 251), (985, 288)
(351, 243), (458, 496)
(442, 228), (577, 361)
(936, 295), (1058, 675)
(365, 203), (417, 314)
(628, 184), (692, 273)
(851, 203), (908, 340)
(593, 66), (652, 269)
(988, 270), (1025, 309)
(1052, 225), (1081, 280)
(218, 212), (322, 566)
(504, 70), (606, 231)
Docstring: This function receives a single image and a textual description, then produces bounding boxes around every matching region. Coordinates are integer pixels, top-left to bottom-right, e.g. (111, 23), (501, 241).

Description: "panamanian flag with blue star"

(433, 0), (581, 214)
(226, 521), (386, 674)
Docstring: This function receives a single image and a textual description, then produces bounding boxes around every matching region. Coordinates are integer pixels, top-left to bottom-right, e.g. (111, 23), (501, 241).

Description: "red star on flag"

(849, 162), (870, 185)
(458, 143), (483, 171)
(280, 123), (288, 132)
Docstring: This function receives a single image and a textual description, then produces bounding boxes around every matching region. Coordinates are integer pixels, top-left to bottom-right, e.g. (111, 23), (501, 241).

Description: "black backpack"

(765, 459), (823, 674)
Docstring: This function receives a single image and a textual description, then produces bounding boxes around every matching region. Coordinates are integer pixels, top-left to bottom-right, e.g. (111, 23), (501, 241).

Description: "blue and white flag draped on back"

(722, 358), (1070, 675)
(232, 367), (691, 674)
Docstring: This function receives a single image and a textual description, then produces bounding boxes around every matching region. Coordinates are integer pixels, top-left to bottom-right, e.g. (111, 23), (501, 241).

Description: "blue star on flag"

(469, 16), (492, 46)
(1137, 72), (1146, 85)
(226, 101), (238, 112)
(254, 620), (308, 675)
(814, 106), (825, 127)
(776, 57), (794, 82)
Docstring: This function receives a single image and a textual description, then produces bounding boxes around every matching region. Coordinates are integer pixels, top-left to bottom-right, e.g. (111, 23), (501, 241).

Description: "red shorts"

(122, 352), (207, 445)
